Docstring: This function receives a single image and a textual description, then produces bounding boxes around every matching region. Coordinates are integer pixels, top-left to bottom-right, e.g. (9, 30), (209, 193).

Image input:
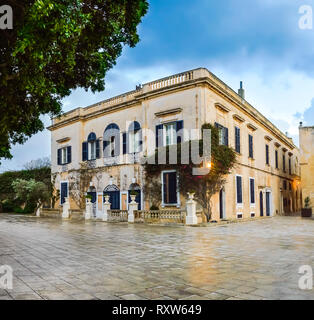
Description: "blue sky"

(1, 0), (314, 172)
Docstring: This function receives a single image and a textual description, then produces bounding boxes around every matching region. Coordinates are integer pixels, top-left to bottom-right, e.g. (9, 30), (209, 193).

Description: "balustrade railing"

(134, 210), (186, 223)
(108, 210), (128, 222)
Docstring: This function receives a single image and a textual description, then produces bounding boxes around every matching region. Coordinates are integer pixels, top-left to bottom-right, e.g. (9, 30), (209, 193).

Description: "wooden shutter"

(57, 149), (62, 165)
(176, 120), (183, 144)
(156, 124), (163, 148)
(122, 132), (127, 154)
(236, 176), (242, 204)
(67, 146), (72, 164)
(96, 139), (100, 158)
(250, 179), (255, 204)
(82, 142), (88, 161)
(224, 127), (229, 146)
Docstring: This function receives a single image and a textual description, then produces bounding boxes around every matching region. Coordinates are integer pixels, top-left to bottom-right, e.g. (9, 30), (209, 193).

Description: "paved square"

(0, 214), (313, 300)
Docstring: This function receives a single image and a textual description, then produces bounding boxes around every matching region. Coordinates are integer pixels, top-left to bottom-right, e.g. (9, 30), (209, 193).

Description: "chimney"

(238, 81), (245, 99)
(299, 122), (303, 127)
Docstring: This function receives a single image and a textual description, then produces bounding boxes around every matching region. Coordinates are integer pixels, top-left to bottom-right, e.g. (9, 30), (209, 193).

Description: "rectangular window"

(163, 171), (178, 205)
(283, 154), (286, 172)
(215, 123), (228, 146)
(289, 183), (292, 191)
(248, 134), (253, 158)
(289, 157), (291, 175)
(236, 175), (243, 204)
(250, 178), (255, 204)
(275, 150), (278, 169)
(58, 147), (71, 165)
(235, 127), (241, 153)
(164, 123), (176, 146)
(266, 145), (269, 165)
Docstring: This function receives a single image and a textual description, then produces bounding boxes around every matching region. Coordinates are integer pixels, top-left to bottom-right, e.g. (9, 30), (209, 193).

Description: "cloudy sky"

(1, 0), (314, 172)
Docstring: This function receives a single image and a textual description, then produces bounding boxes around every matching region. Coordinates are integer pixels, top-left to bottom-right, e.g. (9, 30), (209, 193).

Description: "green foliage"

(0, 167), (51, 212)
(85, 194), (93, 200)
(144, 123), (237, 221)
(149, 205), (159, 211)
(304, 197), (311, 209)
(130, 190), (139, 196)
(12, 178), (50, 212)
(0, 0), (149, 159)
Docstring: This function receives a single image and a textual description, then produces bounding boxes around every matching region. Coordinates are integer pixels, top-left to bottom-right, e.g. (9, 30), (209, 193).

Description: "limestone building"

(299, 124), (314, 209)
(48, 68), (301, 220)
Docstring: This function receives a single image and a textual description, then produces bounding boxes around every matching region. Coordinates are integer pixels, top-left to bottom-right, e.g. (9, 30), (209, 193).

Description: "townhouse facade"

(48, 68), (301, 220)
(299, 124), (314, 209)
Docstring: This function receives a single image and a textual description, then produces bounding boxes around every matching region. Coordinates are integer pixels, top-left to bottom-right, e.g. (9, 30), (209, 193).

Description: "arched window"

(103, 124), (120, 158)
(82, 132), (100, 161)
(128, 121), (142, 153)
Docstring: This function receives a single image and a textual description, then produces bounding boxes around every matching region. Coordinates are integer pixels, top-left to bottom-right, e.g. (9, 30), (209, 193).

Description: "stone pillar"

(128, 195), (138, 223)
(85, 199), (93, 220)
(103, 195), (111, 222)
(186, 193), (198, 225)
(62, 197), (70, 219)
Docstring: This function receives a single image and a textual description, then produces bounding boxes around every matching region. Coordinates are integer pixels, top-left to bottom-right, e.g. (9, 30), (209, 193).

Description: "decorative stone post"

(103, 195), (111, 222)
(62, 197), (70, 219)
(85, 199), (93, 220)
(36, 203), (42, 217)
(186, 193), (198, 225)
(128, 195), (138, 223)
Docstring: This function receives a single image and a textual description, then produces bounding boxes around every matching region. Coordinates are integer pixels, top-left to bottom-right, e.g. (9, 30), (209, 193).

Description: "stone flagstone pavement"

(0, 214), (313, 300)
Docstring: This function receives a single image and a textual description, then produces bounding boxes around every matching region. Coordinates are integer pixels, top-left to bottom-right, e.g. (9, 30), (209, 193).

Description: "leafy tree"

(0, 0), (149, 160)
(12, 178), (50, 212)
(144, 123), (237, 221)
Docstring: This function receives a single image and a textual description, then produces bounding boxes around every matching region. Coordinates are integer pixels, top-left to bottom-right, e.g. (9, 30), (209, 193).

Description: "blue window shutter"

(96, 139), (100, 159)
(138, 130), (143, 152)
(237, 176), (242, 203)
(57, 149), (62, 165)
(82, 142), (88, 161)
(122, 132), (127, 154)
(67, 146), (72, 164)
(250, 179), (255, 203)
(176, 120), (183, 144)
(224, 127), (229, 146)
(156, 124), (163, 148)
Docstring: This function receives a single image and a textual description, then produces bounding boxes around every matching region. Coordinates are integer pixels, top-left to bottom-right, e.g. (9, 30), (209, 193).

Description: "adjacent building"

(299, 124), (314, 209)
(48, 68), (301, 220)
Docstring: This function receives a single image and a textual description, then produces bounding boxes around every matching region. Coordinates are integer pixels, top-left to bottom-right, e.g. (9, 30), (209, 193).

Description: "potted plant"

(301, 197), (312, 218)
(85, 194), (93, 203)
(130, 190), (139, 202)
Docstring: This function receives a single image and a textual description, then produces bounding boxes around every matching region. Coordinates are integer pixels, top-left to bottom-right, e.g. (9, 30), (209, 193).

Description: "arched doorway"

(104, 185), (120, 209)
(219, 188), (226, 219)
(128, 183), (141, 210)
(260, 191), (263, 216)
